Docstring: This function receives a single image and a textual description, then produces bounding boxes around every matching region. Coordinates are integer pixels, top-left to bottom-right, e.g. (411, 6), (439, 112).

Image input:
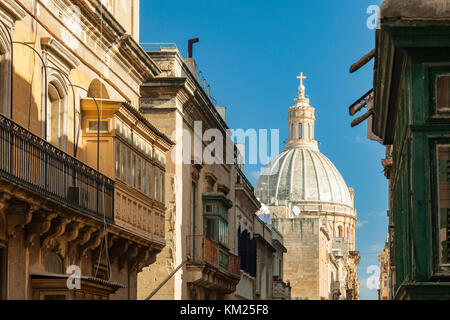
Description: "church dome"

(255, 73), (354, 215)
(255, 147), (353, 208)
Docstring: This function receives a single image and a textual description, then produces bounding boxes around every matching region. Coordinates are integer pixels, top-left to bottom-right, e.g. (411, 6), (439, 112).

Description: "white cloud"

(369, 243), (384, 252)
(356, 220), (369, 228)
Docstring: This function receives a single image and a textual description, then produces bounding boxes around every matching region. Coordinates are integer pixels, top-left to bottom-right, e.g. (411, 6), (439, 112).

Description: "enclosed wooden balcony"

(186, 235), (241, 294)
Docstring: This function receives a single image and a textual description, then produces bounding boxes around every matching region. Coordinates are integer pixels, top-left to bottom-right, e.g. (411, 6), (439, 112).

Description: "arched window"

(290, 124), (294, 139)
(298, 123), (303, 139)
(0, 24), (11, 117)
(337, 226), (343, 238)
(47, 76), (68, 150)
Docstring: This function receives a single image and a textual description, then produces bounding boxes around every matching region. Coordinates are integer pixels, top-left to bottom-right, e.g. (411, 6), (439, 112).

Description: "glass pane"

(121, 144), (126, 181)
(154, 170), (159, 201)
(148, 164), (152, 198)
(127, 149), (131, 185)
(137, 157), (142, 191)
(132, 153), (136, 188)
(437, 145), (450, 263)
(115, 141), (120, 178)
(204, 217), (217, 241)
(161, 172), (165, 203)
(143, 162), (147, 195)
(437, 75), (450, 111)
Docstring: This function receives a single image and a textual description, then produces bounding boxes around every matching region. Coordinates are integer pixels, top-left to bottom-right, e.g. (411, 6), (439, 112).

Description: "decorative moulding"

(41, 37), (81, 74)
(0, 0), (26, 29)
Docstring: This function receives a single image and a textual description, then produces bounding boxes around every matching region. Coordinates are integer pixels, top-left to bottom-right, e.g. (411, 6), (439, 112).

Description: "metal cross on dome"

(297, 72), (307, 87)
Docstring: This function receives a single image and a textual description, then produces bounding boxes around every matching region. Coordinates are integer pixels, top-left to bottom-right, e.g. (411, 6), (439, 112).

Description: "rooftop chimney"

(184, 38), (199, 78)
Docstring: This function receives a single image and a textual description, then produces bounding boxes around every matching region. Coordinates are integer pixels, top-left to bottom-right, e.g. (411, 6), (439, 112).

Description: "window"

(121, 144), (126, 181)
(298, 123), (303, 139)
(436, 145), (450, 265)
(143, 162), (147, 195)
(88, 120), (109, 133)
(147, 165), (152, 198)
(154, 169), (159, 201)
(436, 75), (450, 111)
(161, 172), (165, 203)
(132, 154), (137, 188)
(204, 217), (217, 241)
(218, 219), (228, 245)
(291, 124), (294, 139)
(48, 81), (68, 150)
(203, 197), (230, 247)
(127, 149), (132, 185)
(137, 157), (142, 191)
(0, 27), (11, 118)
(337, 226), (343, 238)
(115, 141), (120, 178)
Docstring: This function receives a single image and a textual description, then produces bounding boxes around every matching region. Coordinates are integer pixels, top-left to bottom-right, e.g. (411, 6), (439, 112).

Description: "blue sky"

(140, 0), (385, 300)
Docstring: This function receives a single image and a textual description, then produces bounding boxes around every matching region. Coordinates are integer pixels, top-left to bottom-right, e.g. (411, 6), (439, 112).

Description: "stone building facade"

(0, 0), (172, 300)
(378, 236), (391, 300)
(137, 45), (242, 300)
(255, 76), (360, 300)
(349, 0), (450, 300)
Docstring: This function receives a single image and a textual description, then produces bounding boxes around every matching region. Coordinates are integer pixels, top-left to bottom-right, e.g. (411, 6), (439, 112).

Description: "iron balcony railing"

(187, 235), (240, 277)
(0, 113), (114, 222)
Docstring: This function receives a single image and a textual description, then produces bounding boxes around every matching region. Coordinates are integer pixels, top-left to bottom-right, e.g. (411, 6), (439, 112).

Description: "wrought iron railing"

(187, 235), (240, 277)
(0, 114), (114, 222)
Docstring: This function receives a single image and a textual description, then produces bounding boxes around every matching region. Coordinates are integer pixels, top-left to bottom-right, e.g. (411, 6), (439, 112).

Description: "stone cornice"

(71, 0), (160, 79)
(41, 37), (81, 71)
(0, 0), (26, 29)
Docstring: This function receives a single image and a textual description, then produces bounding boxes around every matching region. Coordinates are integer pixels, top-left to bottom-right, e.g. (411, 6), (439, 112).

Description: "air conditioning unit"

(68, 186), (89, 208)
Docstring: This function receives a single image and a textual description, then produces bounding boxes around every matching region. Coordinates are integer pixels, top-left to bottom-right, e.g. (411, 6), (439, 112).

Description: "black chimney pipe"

(188, 38), (199, 58)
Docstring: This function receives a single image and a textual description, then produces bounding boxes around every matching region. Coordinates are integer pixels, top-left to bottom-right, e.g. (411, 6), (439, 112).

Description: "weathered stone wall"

(273, 217), (320, 300)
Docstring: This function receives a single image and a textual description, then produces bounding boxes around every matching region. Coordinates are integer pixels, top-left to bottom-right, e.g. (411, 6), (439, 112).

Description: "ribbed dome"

(255, 73), (354, 215)
(255, 147), (353, 210)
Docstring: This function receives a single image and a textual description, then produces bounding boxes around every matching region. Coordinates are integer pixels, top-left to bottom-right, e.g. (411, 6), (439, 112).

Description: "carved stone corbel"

(0, 193), (11, 242)
(25, 211), (58, 246)
(68, 226), (96, 256)
(131, 246), (150, 272)
(41, 217), (71, 248)
(6, 201), (36, 239)
(80, 229), (105, 258)
(92, 233), (117, 261)
(56, 221), (84, 255)
(110, 238), (129, 264)
(119, 243), (139, 271)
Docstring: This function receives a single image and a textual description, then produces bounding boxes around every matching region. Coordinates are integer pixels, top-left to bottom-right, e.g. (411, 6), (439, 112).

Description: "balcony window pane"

(132, 154), (136, 188)
(204, 217), (217, 241)
(137, 157), (142, 191)
(143, 162), (147, 195)
(127, 149), (131, 185)
(121, 144), (126, 181)
(161, 172), (165, 203)
(154, 169), (159, 201)
(148, 164), (152, 198)
(115, 141), (120, 178)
